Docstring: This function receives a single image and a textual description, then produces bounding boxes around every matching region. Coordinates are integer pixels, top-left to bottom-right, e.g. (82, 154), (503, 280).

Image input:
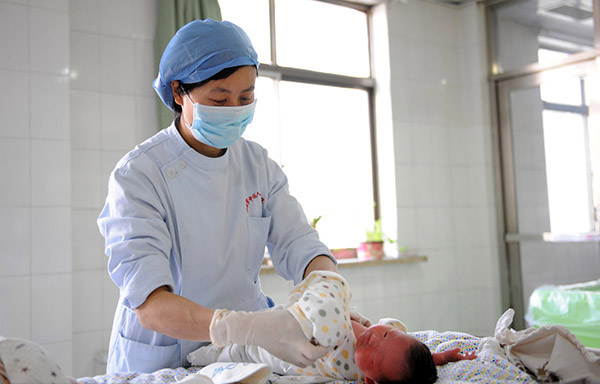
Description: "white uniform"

(98, 124), (333, 373)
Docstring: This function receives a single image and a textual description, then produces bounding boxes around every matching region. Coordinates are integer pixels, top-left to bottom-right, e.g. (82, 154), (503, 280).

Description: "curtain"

(154, 0), (222, 129)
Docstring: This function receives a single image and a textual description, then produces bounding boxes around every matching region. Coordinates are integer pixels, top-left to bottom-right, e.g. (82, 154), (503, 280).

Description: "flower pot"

(331, 248), (357, 259)
(357, 241), (385, 260)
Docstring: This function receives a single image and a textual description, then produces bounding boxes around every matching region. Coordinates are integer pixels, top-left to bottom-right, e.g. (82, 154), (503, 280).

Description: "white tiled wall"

(69, 0), (159, 378)
(0, 0), (73, 374)
(0, 0), (158, 379)
(0, 0), (546, 379)
(382, 0), (501, 335)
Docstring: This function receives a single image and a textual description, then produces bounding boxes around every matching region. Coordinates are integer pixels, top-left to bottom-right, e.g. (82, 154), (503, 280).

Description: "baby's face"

(354, 324), (417, 383)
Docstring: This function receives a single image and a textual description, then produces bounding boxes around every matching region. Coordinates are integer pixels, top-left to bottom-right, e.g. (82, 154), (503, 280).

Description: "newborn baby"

(190, 271), (475, 383)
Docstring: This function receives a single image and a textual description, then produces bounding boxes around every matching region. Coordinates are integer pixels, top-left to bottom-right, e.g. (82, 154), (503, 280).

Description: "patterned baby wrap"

(286, 271), (361, 380)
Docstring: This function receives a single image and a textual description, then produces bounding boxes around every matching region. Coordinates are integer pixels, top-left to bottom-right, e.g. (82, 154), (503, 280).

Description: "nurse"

(97, 19), (365, 374)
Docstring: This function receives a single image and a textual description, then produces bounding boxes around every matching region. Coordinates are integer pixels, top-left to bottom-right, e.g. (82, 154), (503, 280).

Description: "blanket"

(480, 309), (600, 383)
(77, 329), (536, 384)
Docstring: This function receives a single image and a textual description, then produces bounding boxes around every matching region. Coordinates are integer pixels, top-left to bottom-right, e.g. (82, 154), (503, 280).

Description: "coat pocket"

(111, 331), (180, 373)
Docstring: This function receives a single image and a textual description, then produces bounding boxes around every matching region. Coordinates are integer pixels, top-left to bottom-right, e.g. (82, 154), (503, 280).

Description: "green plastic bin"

(526, 279), (600, 348)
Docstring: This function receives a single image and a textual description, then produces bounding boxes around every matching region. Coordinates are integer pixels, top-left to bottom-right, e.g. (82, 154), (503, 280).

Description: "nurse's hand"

(210, 308), (328, 367)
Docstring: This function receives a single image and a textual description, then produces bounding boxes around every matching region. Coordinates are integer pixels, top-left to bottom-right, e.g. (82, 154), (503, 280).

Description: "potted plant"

(357, 219), (393, 260)
(311, 215), (358, 259)
(310, 215), (322, 229)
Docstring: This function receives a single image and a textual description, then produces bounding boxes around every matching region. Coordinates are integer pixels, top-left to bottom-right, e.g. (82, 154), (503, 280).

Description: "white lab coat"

(97, 124), (333, 374)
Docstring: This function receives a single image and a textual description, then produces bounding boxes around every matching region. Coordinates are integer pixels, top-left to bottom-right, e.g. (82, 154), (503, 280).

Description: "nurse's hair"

(172, 65), (244, 127)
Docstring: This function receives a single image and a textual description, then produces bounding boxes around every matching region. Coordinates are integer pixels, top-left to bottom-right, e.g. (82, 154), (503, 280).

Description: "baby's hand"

(432, 348), (477, 365)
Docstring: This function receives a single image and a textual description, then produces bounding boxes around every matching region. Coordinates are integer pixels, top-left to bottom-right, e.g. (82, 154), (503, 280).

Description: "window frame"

(541, 76), (595, 233)
(258, 0), (382, 220)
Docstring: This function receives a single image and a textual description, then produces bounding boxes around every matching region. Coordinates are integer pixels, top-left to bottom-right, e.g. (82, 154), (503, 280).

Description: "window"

(274, 0), (370, 77)
(219, 0), (377, 249)
(539, 50), (596, 234)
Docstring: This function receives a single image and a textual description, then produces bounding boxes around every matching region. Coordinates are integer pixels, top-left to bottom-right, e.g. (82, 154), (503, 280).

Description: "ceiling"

(490, 0), (595, 51)
(343, 0), (595, 51)
(425, 0), (596, 51)
(430, 0), (483, 5)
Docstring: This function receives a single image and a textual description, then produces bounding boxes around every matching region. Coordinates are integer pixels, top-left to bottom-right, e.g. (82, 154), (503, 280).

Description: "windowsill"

(506, 232), (600, 243)
(260, 255), (427, 274)
(542, 232), (600, 242)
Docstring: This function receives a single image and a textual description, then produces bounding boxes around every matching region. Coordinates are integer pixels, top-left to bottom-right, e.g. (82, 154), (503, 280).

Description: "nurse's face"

(174, 65), (257, 156)
(185, 65), (256, 107)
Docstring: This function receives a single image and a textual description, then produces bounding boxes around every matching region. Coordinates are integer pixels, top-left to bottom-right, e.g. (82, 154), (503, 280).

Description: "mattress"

(77, 330), (537, 384)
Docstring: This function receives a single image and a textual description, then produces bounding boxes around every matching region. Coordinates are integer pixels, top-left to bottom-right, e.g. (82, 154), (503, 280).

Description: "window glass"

(540, 76), (583, 106)
(219, 0), (272, 64)
(222, 0), (376, 251)
(278, 82), (373, 249)
(538, 48), (568, 64)
(543, 110), (593, 233)
(275, 0), (370, 77)
(245, 75), (282, 164)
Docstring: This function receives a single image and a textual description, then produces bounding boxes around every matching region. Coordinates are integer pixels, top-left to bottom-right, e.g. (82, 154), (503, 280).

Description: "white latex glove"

(210, 308), (328, 368)
(349, 308), (372, 327)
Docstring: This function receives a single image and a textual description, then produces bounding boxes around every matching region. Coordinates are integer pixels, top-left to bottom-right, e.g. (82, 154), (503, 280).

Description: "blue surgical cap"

(153, 19), (259, 110)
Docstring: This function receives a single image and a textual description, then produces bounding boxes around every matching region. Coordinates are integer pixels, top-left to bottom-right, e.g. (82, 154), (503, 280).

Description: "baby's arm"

(188, 344), (258, 366)
(432, 348), (477, 366)
(187, 343), (300, 376)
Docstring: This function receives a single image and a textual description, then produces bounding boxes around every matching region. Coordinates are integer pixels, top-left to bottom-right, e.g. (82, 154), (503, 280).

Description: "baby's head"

(354, 324), (437, 384)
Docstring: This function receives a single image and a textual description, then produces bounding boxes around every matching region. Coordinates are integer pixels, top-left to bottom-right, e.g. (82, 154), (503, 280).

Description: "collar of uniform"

(167, 123), (231, 171)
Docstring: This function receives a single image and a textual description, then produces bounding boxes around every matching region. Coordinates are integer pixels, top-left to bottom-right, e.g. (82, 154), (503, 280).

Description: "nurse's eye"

(240, 94), (254, 104)
(210, 99), (227, 105)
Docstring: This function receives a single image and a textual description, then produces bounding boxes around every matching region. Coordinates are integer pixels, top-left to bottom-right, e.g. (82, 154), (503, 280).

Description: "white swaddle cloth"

(479, 309), (600, 383)
(177, 362), (271, 384)
(0, 337), (73, 384)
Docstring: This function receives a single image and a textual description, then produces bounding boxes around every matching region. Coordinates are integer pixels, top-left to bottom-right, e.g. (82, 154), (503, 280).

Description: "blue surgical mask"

(184, 95), (256, 149)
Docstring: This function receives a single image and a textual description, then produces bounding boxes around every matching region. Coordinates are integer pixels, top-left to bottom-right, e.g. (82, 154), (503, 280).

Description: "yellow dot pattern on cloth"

(286, 271), (362, 380)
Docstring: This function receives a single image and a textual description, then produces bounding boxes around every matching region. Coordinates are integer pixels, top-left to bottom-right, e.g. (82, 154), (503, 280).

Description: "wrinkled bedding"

(77, 330), (537, 384)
